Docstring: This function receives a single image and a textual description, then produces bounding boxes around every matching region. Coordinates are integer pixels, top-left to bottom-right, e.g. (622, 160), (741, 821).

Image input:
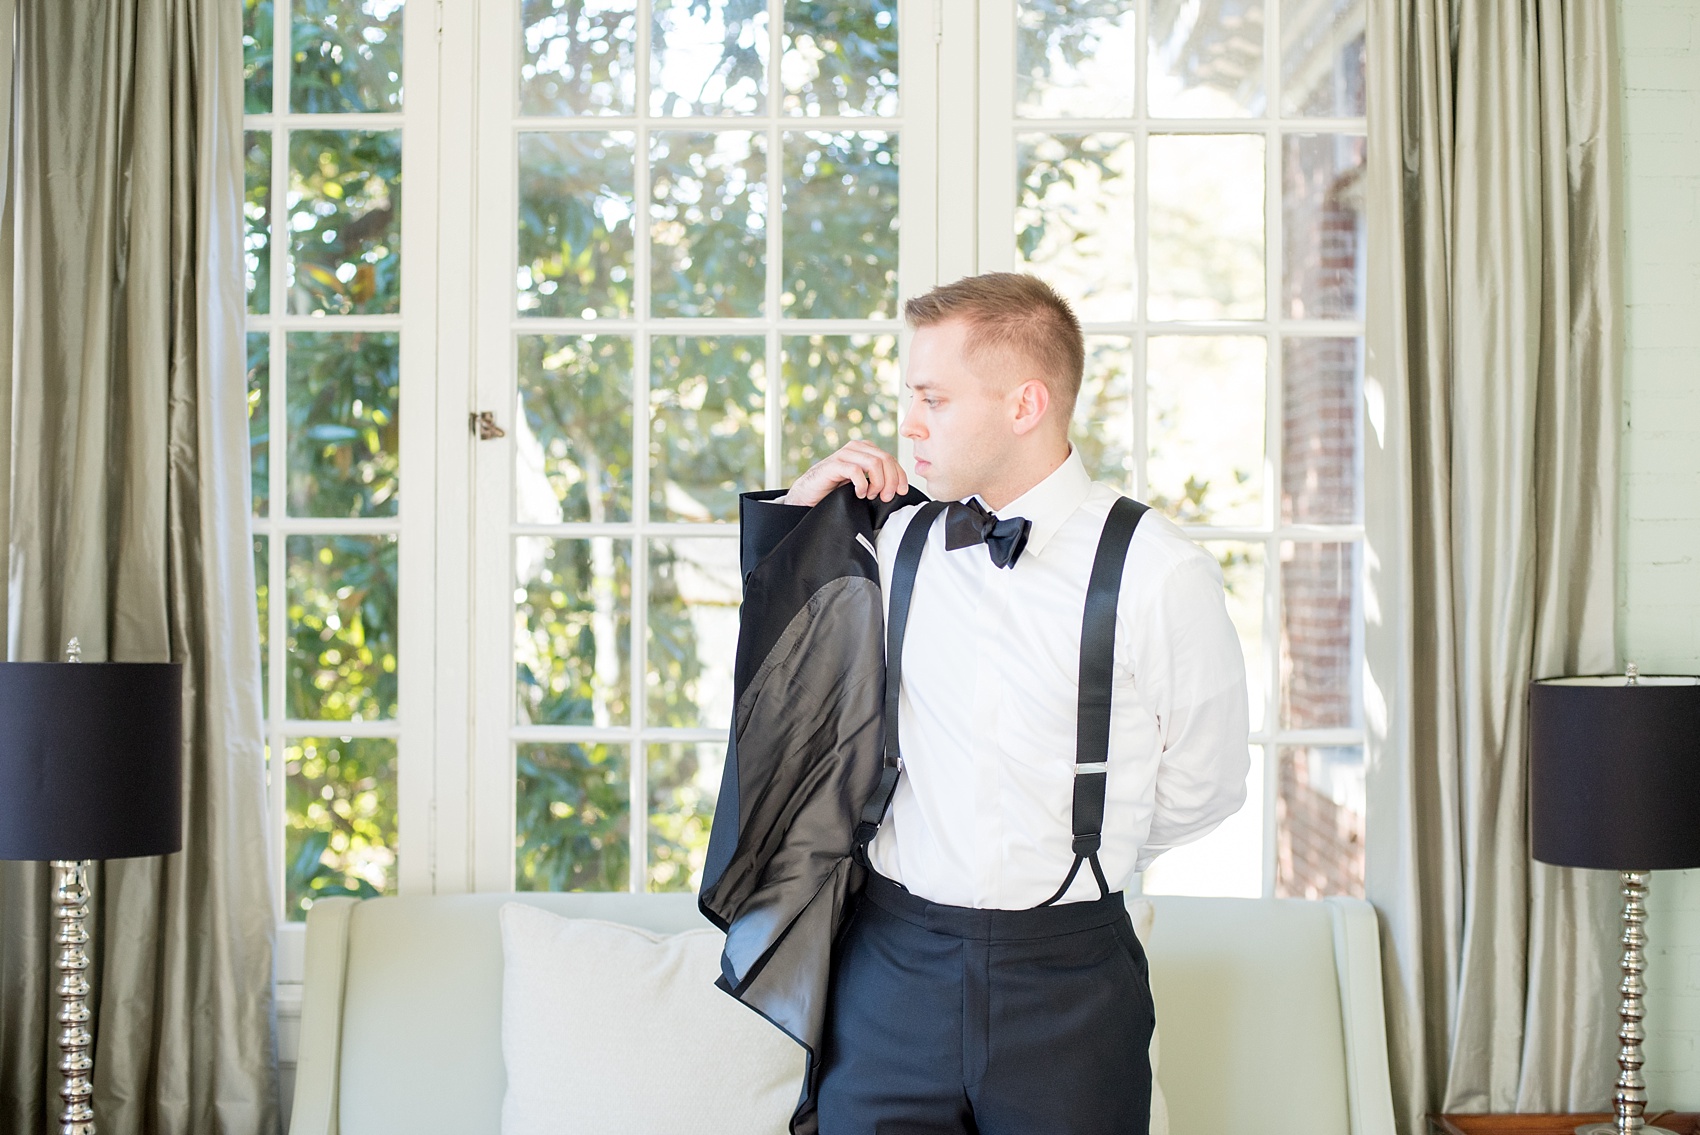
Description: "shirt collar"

(966, 445), (1091, 560)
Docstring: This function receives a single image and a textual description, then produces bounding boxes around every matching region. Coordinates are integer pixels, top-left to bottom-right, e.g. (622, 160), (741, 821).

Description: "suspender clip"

(1072, 834), (1102, 857)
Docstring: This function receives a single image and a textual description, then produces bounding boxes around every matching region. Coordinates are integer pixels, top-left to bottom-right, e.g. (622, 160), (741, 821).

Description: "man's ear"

(1010, 378), (1051, 437)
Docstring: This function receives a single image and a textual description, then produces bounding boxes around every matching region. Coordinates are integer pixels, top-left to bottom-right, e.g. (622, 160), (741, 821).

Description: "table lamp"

(0, 641), (183, 1135)
(1529, 665), (1700, 1135)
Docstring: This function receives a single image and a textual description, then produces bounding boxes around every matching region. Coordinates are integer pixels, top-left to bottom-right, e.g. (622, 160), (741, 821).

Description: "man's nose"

(900, 403), (923, 440)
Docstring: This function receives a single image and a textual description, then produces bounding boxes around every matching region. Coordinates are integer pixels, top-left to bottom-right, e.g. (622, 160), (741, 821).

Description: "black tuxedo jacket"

(698, 481), (928, 1134)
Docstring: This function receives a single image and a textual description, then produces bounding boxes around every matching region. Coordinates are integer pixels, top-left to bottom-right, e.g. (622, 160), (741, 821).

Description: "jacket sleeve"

(740, 490), (811, 582)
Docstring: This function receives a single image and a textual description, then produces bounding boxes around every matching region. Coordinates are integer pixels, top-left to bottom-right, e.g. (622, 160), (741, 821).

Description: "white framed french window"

(464, 0), (944, 896)
(975, 0), (1371, 899)
(248, 3), (1374, 1009)
(243, 0), (444, 986)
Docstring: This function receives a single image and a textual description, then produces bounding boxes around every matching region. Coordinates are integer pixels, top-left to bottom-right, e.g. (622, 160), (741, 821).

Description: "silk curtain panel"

(0, 1), (279, 1132)
(1363, 1), (1624, 1131)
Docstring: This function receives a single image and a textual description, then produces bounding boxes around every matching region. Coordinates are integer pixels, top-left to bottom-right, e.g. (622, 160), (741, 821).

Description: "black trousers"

(817, 872), (1155, 1135)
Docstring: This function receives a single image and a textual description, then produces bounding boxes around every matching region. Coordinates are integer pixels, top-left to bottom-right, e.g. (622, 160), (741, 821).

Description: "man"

(778, 273), (1250, 1134)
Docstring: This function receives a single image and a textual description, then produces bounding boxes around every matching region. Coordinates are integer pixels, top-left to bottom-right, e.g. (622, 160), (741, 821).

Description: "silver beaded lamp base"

(1574, 871), (1673, 1135)
(52, 859), (95, 1135)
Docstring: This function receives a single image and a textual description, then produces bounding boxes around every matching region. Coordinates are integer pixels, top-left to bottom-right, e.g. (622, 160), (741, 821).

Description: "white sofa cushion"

(498, 900), (1164, 1135)
(499, 903), (806, 1135)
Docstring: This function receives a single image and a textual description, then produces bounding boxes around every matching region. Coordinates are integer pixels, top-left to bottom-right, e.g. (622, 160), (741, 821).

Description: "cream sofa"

(287, 891), (1396, 1135)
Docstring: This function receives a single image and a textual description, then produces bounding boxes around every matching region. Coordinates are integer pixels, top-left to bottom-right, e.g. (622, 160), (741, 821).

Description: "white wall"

(1619, 0), (1700, 1108)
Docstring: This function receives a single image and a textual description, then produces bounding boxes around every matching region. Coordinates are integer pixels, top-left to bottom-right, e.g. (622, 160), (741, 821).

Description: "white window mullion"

(933, 0), (976, 283)
(627, 0), (655, 895)
(470, 0), (522, 893)
(387, 0), (442, 900)
(265, 0), (292, 943)
(1261, 742), (1278, 897)
(1132, 121), (1150, 503)
(421, 0), (480, 897)
(974, 0), (1015, 276)
(764, 0), (784, 492)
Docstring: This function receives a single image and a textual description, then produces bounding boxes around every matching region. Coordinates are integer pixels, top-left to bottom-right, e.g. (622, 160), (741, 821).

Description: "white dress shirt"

(865, 446), (1250, 908)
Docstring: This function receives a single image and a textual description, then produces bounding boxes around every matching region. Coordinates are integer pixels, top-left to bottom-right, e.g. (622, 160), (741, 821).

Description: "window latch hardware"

(471, 411), (506, 440)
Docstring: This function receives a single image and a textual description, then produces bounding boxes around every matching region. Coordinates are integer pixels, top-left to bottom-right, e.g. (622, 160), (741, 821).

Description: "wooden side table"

(1431, 1115), (1700, 1135)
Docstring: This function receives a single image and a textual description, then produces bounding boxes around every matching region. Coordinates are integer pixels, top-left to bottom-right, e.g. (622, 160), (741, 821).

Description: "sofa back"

(288, 891), (1394, 1135)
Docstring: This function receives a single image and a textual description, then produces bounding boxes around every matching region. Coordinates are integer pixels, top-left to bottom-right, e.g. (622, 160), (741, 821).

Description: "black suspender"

(851, 496), (1149, 908)
(853, 501), (947, 865)
(1037, 495), (1147, 906)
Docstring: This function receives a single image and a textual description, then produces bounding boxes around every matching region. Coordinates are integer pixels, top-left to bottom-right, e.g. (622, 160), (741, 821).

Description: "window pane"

(651, 0), (767, 116)
(1148, 0), (1265, 117)
(1146, 335), (1266, 525)
(516, 335), (634, 524)
(255, 535), (270, 717)
(648, 537), (741, 729)
(286, 534), (399, 721)
(521, 0), (638, 116)
(1016, 134), (1136, 323)
(285, 735), (398, 919)
(288, 130), (402, 316)
(517, 742), (630, 892)
(649, 336), (765, 522)
(782, 131), (898, 318)
(1073, 336), (1134, 493)
(248, 332), (270, 517)
(518, 131), (636, 318)
(1016, 0), (1136, 119)
(244, 132), (271, 315)
(244, 0), (274, 114)
(651, 131), (767, 318)
(291, 0), (404, 113)
(1278, 540), (1358, 729)
(515, 537), (632, 727)
(1140, 744), (1263, 897)
(1275, 744), (1363, 898)
(1282, 337), (1360, 524)
(1280, 0), (1365, 117)
(780, 334), (899, 485)
(1203, 540), (1265, 731)
(1147, 133), (1264, 321)
(1281, 133), (1365, 319)
(286, 331), (399, 518)
(649, 741), (724, 892)
(782, 1), (898, 117)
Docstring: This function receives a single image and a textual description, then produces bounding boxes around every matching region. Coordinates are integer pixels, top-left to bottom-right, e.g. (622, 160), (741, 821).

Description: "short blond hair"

(903, 273), (1084, 422)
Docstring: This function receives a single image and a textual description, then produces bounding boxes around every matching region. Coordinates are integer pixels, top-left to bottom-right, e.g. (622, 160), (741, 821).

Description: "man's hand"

(782, 440), (910, 506)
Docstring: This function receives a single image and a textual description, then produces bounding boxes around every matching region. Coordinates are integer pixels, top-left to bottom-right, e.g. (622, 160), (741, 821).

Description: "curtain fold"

(0, 0), (279, 1132)
(1364, 0), (1625, 1130)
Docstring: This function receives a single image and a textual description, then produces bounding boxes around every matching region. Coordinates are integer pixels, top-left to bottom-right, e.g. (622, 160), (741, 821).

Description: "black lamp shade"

(1529, 676), (1700, 871)
(0, 662), (183, 861)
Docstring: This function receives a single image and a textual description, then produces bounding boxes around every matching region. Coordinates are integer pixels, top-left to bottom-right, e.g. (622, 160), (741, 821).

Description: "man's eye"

(924, 398), (939, 408)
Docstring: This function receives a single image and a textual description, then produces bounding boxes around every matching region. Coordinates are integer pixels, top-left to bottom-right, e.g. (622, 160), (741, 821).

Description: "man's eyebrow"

(904, 380), (939, 392)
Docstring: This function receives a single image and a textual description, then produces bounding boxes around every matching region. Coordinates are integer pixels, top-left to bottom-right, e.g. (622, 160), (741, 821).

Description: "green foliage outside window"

(243, 0), (274, 113)
(289, 131), (402, 316)
(287, 535), (399, 723)
(285, 737), (399, 917)
(286, 331), (400, 518)
(291, 0), (404, 113)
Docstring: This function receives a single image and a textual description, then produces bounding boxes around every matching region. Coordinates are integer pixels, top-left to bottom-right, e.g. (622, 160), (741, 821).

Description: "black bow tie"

(944, 498), (1032, 569)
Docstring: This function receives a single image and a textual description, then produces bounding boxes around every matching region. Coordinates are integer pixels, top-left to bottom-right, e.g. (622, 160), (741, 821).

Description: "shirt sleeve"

(1122, 546), (1251, 872)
